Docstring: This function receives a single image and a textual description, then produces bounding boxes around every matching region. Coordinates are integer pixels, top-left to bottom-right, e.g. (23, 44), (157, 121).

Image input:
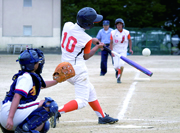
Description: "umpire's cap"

(103, 20), (110, 26)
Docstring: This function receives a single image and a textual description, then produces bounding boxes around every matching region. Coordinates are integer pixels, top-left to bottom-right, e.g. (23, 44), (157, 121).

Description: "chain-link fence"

(86, 27), (172, 55)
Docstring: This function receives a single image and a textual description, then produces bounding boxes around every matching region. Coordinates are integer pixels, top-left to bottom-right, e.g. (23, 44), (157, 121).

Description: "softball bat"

(98, 43), (153, 77)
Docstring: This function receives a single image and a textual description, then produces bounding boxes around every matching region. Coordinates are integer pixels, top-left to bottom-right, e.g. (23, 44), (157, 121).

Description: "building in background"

(0, 0), (61, 53)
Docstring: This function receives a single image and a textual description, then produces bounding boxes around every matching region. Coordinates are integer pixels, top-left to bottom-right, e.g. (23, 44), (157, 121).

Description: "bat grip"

(96, 42), (112, 53)
(103, 46), (112, 53)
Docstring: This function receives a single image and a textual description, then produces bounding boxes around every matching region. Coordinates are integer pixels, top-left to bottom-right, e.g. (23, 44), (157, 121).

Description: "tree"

(62, 0), (180, 36)
(160, 0), (180, 36)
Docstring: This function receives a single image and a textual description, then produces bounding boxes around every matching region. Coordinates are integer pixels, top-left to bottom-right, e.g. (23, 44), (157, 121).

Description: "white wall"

(0, 0), (61, 51)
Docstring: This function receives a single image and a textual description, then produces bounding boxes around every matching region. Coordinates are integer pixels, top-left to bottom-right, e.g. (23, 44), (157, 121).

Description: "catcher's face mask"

(34, 49), (45, 74)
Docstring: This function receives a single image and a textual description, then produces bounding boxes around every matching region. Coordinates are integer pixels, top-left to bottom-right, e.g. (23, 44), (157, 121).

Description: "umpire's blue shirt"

(96, 28), (113, 44)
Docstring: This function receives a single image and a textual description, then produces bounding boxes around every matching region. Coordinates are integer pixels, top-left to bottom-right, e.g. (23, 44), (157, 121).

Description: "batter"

(50, 7), (118, 128)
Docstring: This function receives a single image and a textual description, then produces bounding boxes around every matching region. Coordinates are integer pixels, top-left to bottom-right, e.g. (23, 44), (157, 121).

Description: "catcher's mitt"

(53, 62), (75, 83)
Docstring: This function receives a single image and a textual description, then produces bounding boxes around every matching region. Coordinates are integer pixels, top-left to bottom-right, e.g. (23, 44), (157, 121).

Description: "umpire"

(96, 20), (113, 76)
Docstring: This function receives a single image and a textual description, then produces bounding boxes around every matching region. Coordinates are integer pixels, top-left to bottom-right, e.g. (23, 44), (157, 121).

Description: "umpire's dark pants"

(100, 45), (112, 75)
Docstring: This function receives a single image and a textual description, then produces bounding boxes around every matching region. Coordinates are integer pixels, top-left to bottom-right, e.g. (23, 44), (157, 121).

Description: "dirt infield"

(0, 54), (180, 133)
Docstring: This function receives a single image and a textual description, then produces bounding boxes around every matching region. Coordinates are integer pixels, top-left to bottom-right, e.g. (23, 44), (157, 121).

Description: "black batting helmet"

(77, 7), (103, 29)
(115, 18), (125, 27)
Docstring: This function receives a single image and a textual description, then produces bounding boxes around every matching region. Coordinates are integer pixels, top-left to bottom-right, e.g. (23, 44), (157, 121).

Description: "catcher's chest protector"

(3, 71), (45, 104)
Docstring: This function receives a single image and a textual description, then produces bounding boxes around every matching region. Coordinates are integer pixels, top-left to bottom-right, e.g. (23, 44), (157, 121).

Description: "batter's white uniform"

(0, 73), (39, 131)
(110, 29), (130, 69)
(61, 22), (97, 109)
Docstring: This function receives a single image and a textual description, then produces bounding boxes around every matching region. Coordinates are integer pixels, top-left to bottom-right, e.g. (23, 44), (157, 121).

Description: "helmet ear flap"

(82, 23), (93, 29)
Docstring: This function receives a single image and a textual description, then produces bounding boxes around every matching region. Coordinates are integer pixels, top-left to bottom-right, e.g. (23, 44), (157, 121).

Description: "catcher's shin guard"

(15, 97), (58, 133)
(40, 121), (50, 133)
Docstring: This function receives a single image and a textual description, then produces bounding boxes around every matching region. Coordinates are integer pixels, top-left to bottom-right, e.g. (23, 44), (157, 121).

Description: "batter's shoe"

(50, 112), (61, 128)
(117, 77), (121, 83)
(98, 113), (118, 124)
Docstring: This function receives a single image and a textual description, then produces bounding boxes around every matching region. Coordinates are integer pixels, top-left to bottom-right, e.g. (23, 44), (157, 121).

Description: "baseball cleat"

(117, 77), (121, 83)
(98, 113), (118, 124)
(50, 112), (61, 128)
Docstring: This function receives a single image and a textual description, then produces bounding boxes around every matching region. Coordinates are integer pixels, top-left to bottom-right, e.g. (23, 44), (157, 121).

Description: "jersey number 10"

(61, 32), (77, 53)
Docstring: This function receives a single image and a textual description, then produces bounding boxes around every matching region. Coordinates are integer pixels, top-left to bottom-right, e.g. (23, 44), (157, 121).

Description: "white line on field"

(117, 71), (140, 120)
(113, 125), (154, 129)
(59, 119), (180, 123)
(123, 118), (180, 123)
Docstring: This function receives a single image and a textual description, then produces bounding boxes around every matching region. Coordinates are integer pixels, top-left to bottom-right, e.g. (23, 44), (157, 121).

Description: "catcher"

(0, 48), (61, 133)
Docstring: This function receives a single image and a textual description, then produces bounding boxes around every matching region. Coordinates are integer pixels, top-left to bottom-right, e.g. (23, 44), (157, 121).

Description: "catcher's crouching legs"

(15, 97), (58, 133)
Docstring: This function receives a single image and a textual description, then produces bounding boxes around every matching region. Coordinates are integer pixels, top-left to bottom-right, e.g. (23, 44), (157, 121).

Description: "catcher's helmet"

(115, 18), (125, 27)
(77, 7), (103, 29)
(17, 48), (44, 73)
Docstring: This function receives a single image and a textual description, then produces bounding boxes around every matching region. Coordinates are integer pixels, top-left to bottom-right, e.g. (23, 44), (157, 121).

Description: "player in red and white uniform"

(110, 18), (133, 83)
(50, 7), (118, 128)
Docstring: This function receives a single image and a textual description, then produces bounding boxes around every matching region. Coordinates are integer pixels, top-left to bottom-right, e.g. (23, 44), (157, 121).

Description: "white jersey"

(61, 22), (92, 65)
(111, 29), (130, 52)
(60, 22), (97, 104)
